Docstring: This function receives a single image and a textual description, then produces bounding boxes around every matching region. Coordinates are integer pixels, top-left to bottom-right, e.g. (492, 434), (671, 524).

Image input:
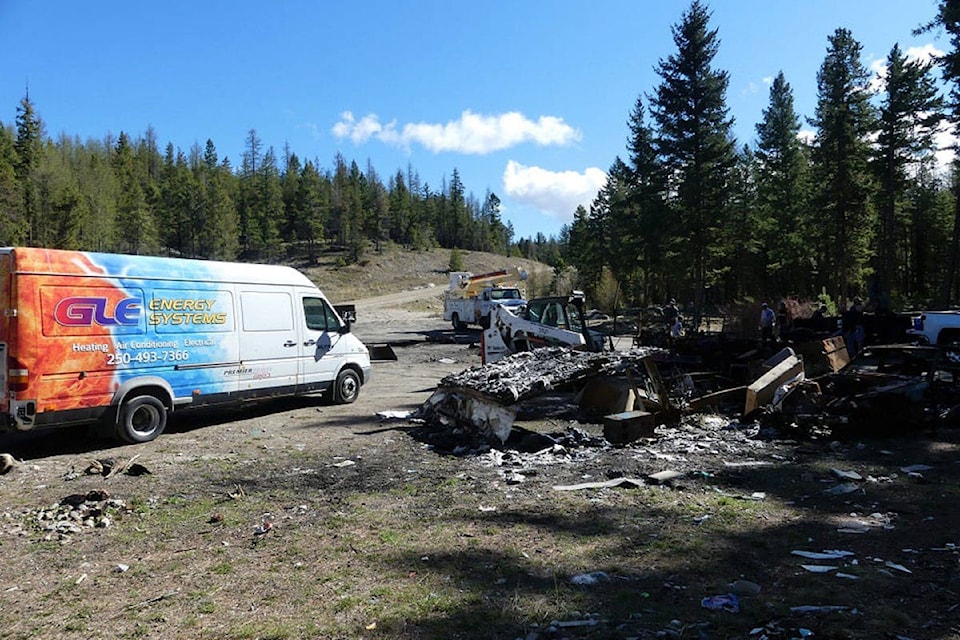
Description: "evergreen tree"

(810, 28), (877, 304)
(387, 169), (414, 247)
(568, 204), (605, 295)
(113, 132), (159, 254)
(258, 147), (285, 259)
(725, 145), (761, 299)
(281, 151), (302, 241)
(0, 124), (23, 244)
(625, 96), (669, 303)
(873, 44), (943, 308)
(77, 139), (119, 251)
(238, 129), (263, 254)
(917, 0), (960, 303)
(14, 93), (43, 245)
(754, 71), (812, 296)
(650, 0), (737, 315)
(294, 160), (328, 264)
(365, 160), (387, 252)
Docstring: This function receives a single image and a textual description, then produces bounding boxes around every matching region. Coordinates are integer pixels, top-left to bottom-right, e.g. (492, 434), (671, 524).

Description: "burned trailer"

(781, 344), (960, 433)
(414, 346), (674, 448)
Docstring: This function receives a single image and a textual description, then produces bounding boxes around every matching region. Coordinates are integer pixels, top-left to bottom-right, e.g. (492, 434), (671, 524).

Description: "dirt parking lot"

(1, 297), (959, 640)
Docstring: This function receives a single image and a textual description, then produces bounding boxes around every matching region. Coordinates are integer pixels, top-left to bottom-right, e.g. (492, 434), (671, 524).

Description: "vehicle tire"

(451, 313), (465, 331)
(480, 316), (491, 330)
(116, 395), (167, 444)
(333, 368), (361, 404)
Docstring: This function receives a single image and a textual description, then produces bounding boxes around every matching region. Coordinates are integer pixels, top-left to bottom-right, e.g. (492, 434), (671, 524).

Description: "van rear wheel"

(333, 368), (360, 404)
(117, 395), (167, 444)
(451, 313), (465, 331)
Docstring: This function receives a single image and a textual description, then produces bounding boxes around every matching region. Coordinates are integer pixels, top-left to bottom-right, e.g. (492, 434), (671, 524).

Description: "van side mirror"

(335, 304), (356, 323)
(334, 304), (356, 334)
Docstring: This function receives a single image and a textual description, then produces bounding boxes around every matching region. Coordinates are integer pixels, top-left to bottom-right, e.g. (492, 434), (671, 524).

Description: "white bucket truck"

(443, 268), (527, 330)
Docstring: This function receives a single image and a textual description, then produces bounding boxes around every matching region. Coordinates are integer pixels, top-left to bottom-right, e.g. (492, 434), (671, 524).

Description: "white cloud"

(762, 76), (774, 86)
(502, 161), (607, 222)
(331, 110), (581, 154)
(934, 120), (957, 167)
(906, 43), (944, 65)
(869, 42), (945, 92)
(797, 129), (816, 145)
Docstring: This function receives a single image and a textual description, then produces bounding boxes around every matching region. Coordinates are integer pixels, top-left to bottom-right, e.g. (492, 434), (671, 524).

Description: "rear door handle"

(284, 340), (297, 347)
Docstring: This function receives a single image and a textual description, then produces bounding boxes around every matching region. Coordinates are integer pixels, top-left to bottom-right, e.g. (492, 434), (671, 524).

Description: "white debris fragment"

(801, 564), (838, 573)
(831, 468), (863, 481)
(376, 410), (413, 420)
(824, 483), (860, 495)
(570, 571), (610, 585)
(900, 464), (933, 473)
(792, 550), (855, 560)
(884, 561), (912, 574)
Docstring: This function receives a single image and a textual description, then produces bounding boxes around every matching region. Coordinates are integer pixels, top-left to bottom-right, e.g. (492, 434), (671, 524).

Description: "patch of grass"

(378, 529), (402, 545)
(196, 600), (216, 614)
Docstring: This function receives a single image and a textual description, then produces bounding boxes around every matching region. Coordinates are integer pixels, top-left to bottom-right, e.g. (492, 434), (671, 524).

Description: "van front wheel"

(117, 395), (167, 444)
(333, 369), (360, 404)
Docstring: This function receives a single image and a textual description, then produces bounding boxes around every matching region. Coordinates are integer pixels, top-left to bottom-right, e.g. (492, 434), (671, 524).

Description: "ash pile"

(412, 346), (674, 453)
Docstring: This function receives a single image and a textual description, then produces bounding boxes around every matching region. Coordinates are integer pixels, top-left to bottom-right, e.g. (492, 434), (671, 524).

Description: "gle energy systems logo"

(54, 297), (141, 327)
(53, 296), (229, 327)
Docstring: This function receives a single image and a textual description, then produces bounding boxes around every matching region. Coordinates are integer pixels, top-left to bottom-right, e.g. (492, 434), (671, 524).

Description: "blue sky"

(0, 0), (947, 241)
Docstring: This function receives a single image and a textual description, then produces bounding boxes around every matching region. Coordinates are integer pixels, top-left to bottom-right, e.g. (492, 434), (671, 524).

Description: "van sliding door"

(237, 289), (299, 396)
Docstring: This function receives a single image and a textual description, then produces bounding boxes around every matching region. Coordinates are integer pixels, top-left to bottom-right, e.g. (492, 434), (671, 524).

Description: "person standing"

(842, 298), (865, 357)
(759, 302), (776, 343)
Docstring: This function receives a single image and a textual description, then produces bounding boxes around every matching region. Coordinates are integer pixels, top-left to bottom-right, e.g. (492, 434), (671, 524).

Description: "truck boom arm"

(449, 267), (528, 298)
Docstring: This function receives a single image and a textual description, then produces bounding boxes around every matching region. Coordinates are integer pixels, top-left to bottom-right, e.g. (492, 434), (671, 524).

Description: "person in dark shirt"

(842, 298), (865, 357)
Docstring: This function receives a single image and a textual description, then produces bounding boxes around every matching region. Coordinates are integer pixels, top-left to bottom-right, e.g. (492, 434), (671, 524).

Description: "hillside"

(299, 246), (555, 306)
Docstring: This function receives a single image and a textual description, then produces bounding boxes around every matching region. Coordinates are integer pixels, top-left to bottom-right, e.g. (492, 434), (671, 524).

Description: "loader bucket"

(369, 343), (398, 361)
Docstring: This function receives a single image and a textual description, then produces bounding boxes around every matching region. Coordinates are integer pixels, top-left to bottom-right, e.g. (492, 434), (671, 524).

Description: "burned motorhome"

(773, 344), (960, 432)
(414, 347), (675, 447)
(411, 297), (960, 454)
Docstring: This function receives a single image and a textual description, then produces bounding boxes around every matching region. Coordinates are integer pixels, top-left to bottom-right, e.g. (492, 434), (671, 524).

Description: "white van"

(0, 247), (371, 443)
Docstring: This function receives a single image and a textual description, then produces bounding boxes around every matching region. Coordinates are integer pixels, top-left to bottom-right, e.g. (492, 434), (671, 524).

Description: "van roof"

(0, 247), (316, 288)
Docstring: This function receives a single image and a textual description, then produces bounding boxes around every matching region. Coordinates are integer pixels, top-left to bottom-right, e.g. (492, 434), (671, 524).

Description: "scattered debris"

(792, 550), (855, 560)
(83, 455), (150, 478)
(824, 483), (860, 495)
(254, 516), (273, 536)
(701, 593), (740, 613)
(790, 605), (855, 614)
(648, 469), (684, 485)
(729, 579), (761, 596)
(13, 491), (131, 542)
(570, 571), (610, 585)
(831, 468), (863, 481)
(884, 560), (912, 574)
(801, 564), (838, 573)
(552, 477), (644, 491)
(377, 409), (414, 420)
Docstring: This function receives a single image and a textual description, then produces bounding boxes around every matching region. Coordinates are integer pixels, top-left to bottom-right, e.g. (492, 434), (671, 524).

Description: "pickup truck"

(907, 310), (960, 345)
